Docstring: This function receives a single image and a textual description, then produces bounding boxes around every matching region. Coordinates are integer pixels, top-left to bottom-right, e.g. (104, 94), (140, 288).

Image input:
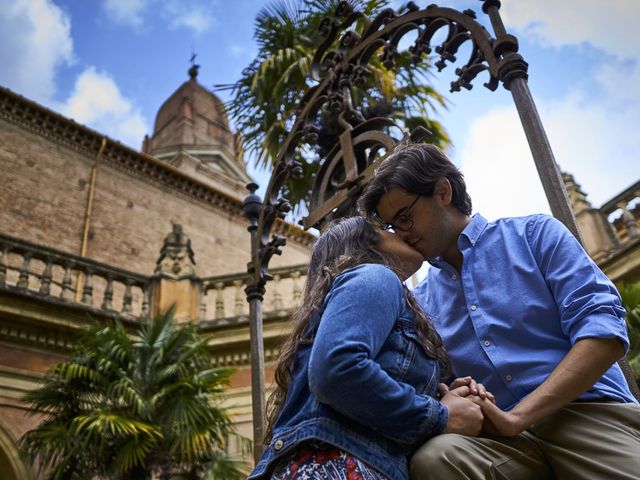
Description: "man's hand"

(439, 385), (484, 436)
(467, 397), (526, 437)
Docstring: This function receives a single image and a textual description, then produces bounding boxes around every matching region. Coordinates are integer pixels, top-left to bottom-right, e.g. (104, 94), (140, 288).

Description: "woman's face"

(376, 230), (424, 280)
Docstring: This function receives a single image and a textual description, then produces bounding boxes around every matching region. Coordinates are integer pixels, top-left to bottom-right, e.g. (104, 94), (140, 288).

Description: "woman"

(249, 217), (482, 480)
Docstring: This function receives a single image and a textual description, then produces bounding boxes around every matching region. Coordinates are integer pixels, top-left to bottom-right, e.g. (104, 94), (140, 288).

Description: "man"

(358, 143), (640, 479)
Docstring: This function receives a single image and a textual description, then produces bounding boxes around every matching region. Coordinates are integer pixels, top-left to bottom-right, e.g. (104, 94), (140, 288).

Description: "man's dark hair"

(358, 143), (472, 217)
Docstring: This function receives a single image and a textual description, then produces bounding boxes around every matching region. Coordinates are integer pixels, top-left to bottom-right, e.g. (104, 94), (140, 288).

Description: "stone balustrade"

(200, 264), (308, 325)
(0, 232), (309, 326)
(0, 233), (150, 319)
(600, 180), (640, 247)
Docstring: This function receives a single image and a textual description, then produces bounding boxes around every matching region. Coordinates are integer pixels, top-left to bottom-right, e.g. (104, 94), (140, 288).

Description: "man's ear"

(434, 178), (452, 206)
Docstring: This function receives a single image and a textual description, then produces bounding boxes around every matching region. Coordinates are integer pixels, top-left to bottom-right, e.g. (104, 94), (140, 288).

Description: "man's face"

(374, 187), (452, 261)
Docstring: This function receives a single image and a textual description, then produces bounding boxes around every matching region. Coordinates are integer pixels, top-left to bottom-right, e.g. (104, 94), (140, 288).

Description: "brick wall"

(0, 117), (310, 278)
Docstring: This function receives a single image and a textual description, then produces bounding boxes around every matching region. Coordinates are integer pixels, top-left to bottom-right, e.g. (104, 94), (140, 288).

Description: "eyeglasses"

(376, 194), (421, 233)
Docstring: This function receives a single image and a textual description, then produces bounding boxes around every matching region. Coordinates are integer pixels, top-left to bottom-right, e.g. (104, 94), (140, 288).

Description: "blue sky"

(1, 0), (638, 223)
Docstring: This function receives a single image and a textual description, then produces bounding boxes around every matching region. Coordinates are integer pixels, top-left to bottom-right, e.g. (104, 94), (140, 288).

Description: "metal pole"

(243, 183), (267, 461)
(508, 77), (582, 241)
(246, 284), (266, 460)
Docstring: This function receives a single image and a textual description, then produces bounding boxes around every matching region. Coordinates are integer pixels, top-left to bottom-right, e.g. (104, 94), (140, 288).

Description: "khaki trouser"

(410, 402), (640, 480)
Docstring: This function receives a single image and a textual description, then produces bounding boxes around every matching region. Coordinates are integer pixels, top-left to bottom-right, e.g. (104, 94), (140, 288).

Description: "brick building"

(0, 68), (312, 478)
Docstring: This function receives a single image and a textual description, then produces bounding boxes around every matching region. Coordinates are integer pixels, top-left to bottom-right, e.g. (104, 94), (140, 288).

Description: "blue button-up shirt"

(413, 214), (636, 410)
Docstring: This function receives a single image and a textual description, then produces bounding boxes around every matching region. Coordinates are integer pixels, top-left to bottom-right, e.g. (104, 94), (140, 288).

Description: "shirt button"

(274, 439), (284, 450)
(506, 374), (513, 381)
(471, 305), (477, 311)
(484, 340), (490, 347)
(452, 274), (457, 281)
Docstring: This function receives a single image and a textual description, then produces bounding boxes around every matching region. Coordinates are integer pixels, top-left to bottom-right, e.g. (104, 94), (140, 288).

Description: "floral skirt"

(271, 441), (390, 480)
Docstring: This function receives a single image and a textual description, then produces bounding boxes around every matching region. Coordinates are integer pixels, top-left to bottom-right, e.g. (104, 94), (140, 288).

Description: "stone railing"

(600, 180), (640, 248)
(0, 232), (309, 326)
(200, 264), (308, 325)
(0, 233), (150, 320)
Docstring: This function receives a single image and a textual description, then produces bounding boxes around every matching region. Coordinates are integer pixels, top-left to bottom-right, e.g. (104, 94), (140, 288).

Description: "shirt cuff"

(416, 398), (448, 441)
(571, 313), (630, 355)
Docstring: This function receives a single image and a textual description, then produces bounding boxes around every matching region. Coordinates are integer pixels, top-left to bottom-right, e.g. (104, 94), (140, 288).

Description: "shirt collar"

(459, 213), (488, 247)
(428, 214), (487, 270)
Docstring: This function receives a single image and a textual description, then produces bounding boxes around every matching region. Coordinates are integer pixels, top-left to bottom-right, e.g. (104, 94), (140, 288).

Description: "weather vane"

(188, 49), (199, 80)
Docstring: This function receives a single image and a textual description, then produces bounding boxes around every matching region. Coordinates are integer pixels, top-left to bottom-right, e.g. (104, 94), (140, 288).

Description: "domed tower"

(142, 65), (251, 201)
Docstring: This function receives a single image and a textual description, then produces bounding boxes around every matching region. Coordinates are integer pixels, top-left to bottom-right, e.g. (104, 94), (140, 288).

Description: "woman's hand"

(439, 386), (484, 436)
(439, 377), (496, 404)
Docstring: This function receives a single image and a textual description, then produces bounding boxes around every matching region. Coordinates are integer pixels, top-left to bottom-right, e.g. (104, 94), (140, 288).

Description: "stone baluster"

(17, 253), (31, 289)
(122, 281), (133, 314)
(215, 282), (225, 319)
(272, 275), (283, 311)
(619, 201), (639, 240)
(0, 248), (8, 286)
(102, 275), (114, 310)
(141, 285), (150, 318)
(82, 269), (93, 305)
(39, 257), (53, 295)
(291, 271), (302, 303)
(234, 279), (245, 316)
(199, 283), (207, 321)
(61, 262), (74, 300)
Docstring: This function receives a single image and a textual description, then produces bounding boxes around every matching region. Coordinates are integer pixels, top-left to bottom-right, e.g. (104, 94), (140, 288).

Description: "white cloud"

(541, 92), (639, 207)
(103, 0), (148, 27)
(458, 106), (550, 221)
(102, 0), (216, 35)
(457, 86), (639, 221)
(162, 0), (216, 35)
(230, 45), (247, 57)
(59, 67), (149, 149)
(593, 57), (640, 111)
(501, 0), (640, 59)
(0, 0), (74, 102)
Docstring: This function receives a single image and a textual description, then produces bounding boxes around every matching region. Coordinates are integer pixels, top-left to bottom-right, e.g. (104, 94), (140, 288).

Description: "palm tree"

(19, 308), (249, 480)
(218, 0), (450, 207)
(619, 282), (640, 383)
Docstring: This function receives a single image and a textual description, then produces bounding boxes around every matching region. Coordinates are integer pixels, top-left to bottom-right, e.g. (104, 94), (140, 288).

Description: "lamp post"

(243, 182), (266, 461)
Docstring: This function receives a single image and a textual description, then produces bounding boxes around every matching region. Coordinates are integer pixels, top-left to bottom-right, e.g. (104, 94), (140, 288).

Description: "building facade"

(0, 69), (312, 478)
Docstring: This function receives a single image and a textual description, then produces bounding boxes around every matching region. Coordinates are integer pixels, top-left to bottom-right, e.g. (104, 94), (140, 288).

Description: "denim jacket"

(248, 264), (448, 480)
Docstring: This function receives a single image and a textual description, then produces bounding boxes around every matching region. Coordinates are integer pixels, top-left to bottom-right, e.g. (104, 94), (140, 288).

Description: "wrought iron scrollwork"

(251, 0), (529, 284)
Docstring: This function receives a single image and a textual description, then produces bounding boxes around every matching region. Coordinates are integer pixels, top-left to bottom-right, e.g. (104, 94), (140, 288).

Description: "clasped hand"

(439, 377), (526, 437)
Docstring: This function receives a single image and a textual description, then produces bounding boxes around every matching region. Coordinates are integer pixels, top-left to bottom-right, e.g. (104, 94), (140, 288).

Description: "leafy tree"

(218, 0), (451, 209)
(619, 282), (640, 382)
(19, 308), (249, 480)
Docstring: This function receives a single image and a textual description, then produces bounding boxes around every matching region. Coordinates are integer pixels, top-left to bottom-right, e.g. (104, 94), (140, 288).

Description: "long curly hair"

(263, 216), (450, 443)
